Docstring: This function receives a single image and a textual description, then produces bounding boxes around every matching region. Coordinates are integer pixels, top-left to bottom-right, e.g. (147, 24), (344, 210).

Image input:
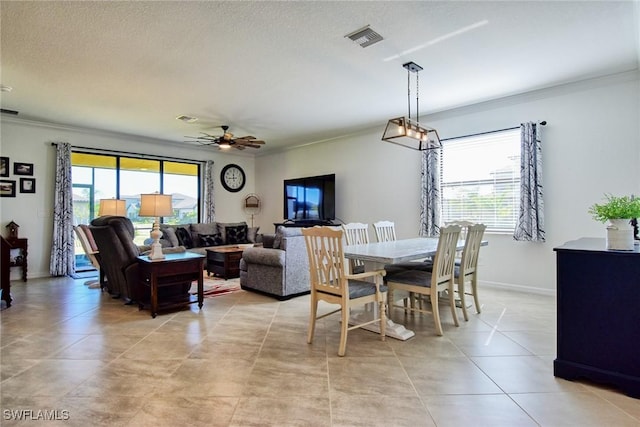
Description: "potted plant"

(588, 194), (640, 250)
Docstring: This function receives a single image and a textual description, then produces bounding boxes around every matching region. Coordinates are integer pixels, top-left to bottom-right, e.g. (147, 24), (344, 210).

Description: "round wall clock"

(220, 164), (246, 192)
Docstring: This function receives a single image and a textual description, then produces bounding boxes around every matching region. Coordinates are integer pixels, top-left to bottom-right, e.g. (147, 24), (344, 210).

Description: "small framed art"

(0, 157), (8, 177)
(13, 162), (34, 176)
(20, 178), (36, 194)
(0, 180), (16, 197)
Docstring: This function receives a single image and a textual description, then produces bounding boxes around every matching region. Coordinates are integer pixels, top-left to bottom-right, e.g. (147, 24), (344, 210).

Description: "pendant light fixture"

(382, 61), (441, 150)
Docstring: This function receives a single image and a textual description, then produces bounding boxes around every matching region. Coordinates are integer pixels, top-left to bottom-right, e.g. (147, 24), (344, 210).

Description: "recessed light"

(176, 115), (198, 123)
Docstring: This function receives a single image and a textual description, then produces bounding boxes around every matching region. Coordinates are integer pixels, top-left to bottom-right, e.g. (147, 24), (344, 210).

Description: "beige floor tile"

(331, 395), (434, 427)
(128, 396), (238, 427)
(472, 355), (588, 393)
(230, 396), (331, 427)
(244, 356), (329, 397)
(510, 391), (640, 426)
(1, 360), (103, 397)
(423, 394), (538, 426)
(328, 356), (416, 397)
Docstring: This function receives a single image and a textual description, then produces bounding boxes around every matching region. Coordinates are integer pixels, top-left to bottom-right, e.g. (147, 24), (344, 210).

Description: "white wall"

(255, 71), (640, 293)
(0, 119), (255, 279)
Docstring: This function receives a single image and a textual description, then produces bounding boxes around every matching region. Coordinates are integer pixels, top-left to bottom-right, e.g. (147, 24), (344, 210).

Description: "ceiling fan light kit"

(382, 61), (441, 151)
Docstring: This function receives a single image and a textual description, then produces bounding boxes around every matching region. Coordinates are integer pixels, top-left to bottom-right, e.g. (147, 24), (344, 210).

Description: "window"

(440, 129), (520, 232)
(71, 152), (201, 269)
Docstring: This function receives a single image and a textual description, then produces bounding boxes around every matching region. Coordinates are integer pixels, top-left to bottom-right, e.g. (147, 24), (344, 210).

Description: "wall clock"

(220, 164), (246, 192)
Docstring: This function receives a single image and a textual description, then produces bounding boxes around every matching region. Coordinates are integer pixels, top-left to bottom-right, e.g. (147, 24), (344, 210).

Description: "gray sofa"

(239, 226), (310, 300)
(158, 221), (260, 255)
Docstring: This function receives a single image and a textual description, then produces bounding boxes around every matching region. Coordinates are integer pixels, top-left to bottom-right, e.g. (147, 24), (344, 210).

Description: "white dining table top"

(344, 237), (487, 265)
(344, 237), (443, 264)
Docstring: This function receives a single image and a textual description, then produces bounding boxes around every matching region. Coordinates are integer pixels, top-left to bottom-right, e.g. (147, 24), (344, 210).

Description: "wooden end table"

(206, 247), (244, 280)
(137, 252), (205, 318)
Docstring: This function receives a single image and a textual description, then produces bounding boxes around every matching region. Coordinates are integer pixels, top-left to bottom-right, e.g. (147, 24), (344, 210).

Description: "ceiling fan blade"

(235, 135), (256, 140)
(243, 144), (262, 148)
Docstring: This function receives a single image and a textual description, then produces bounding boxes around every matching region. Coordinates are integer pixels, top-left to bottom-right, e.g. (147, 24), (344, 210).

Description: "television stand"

(274, 220), (339, 231)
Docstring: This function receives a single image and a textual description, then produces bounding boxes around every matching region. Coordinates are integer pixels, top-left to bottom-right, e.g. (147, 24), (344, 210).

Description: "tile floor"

(1, 277), (639, 426)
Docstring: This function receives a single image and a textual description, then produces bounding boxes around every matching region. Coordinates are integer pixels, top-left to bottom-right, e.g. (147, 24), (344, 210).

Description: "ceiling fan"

(185, 125), (265, 150)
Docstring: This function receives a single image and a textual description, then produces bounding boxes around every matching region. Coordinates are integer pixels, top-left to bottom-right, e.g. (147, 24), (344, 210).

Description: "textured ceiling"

(1, 1), (638, 155)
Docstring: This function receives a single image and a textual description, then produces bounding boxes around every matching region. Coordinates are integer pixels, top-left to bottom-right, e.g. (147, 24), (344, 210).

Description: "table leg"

(197, 260), (204, 309)
(348, 260), (415, 341)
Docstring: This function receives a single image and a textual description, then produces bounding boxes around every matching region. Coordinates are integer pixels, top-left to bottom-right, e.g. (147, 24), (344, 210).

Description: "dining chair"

(386, 224), (462, 336)
(341, 222), (370, 274)
(74, 225), (103, 289)
(455, 223), (486, 320)
(373, 220), (397, 242)
(302, 226), (387, 357)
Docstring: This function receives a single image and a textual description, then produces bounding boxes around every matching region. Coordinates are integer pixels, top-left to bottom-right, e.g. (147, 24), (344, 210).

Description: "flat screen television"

(283, 174), (335, 223)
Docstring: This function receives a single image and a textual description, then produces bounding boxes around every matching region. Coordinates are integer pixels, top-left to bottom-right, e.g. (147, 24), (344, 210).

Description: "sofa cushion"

(161, 226), (180, 247)
(273, 226), (304, 249)
(225, 224), (248, 244)
(199, 233), (223, 247)
(248, 226), (260, 243)
(190, 223), (217, 247)
(175, 227), (194, 248)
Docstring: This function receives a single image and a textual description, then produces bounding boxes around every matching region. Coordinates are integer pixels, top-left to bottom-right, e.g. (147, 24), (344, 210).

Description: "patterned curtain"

(50, 142), (75, 276)
(419, 148), (441, 237)
(202, 160), (215, 223)
(514, 122), (545, 242)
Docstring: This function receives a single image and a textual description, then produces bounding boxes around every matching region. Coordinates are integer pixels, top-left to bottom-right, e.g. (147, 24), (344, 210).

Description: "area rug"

(190, 276), (241, 298)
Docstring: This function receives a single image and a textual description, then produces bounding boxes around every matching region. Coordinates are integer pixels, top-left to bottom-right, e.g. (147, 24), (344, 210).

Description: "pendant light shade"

(382, 62), (441, 150)
(382, 117), (441, 150)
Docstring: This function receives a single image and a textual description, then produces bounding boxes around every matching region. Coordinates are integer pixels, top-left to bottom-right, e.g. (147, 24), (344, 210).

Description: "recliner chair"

(89, 216), (188, 304)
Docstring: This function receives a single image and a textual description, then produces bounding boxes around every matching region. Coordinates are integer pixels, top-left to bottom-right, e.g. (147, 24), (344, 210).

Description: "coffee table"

(206, 247), (244, 279)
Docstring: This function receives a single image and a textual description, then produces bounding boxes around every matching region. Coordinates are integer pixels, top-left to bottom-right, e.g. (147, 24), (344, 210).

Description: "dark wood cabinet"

(206, 247), (243, 280)
(554, 238), (640, 398)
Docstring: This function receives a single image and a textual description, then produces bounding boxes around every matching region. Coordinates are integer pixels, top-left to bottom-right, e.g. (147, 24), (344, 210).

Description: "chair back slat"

(373, 220), (397, 242)
(342, 223), (369, 273)
(460, 224), (486, 276)
(303, 226), (347, 297)
(432, 225), (462, 285)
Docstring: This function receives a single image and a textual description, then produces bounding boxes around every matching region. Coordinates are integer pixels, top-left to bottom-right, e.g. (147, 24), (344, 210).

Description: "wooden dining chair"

(302, 226), (387, 356)
(341, 222), (370, 274)
(386, 224), (462, 336)
(373, 220), (397, 242)
(455, 223), (486, 320)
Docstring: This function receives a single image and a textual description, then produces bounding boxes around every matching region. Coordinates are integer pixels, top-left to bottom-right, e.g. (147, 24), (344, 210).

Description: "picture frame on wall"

(20, 178), (36, 194)
(0, 180), (16, 197)
(14, 162), (34, 176)
(0, 157), (8, 177)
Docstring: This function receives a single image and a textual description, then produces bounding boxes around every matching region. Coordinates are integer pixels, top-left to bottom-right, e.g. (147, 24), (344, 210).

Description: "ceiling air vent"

(176, 115), (198, 123)
(345, 25), (383, 48)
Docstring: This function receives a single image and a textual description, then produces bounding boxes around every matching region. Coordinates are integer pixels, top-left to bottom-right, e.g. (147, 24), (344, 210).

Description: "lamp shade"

(382, 117), (441, 150)
(139, 194), (173, 217)
(98, 199), (126, 216)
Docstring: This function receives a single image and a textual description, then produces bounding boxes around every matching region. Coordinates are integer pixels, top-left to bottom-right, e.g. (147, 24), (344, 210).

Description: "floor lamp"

(139, 193), (173, 260)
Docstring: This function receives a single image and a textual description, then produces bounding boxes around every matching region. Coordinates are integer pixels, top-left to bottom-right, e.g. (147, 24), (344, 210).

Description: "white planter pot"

(606, 218), (634, 250)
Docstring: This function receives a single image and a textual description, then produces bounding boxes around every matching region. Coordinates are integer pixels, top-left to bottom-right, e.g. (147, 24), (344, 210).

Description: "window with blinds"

(440, 129), (520, 232)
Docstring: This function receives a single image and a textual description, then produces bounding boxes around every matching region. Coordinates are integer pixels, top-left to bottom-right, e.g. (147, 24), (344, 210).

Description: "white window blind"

(440, 129), (520, 232)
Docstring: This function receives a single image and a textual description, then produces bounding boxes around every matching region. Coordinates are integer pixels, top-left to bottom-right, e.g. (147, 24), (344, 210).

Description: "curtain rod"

(441, 121), (547, 142)
(50, 142), (207, 164)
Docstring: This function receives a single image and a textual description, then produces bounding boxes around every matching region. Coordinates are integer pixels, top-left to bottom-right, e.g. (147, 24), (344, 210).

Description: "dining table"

(344, 237), (487, 340)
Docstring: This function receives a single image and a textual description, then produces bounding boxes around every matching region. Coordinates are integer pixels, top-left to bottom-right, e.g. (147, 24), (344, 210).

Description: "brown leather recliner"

(89, 216), (188, 304)
(89, 216), (141, 302)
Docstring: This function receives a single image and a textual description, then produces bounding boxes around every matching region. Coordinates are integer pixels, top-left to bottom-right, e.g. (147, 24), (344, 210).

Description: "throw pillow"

(225, 225), (248, 245)
(161, 226), (180, 247)
(199, 233), (224, 247)
(175, 227), (194, 248)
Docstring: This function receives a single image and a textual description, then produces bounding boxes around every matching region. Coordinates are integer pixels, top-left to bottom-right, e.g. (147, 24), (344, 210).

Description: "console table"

(137, 252), (204, 318)
(554, 238), (640, 398)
